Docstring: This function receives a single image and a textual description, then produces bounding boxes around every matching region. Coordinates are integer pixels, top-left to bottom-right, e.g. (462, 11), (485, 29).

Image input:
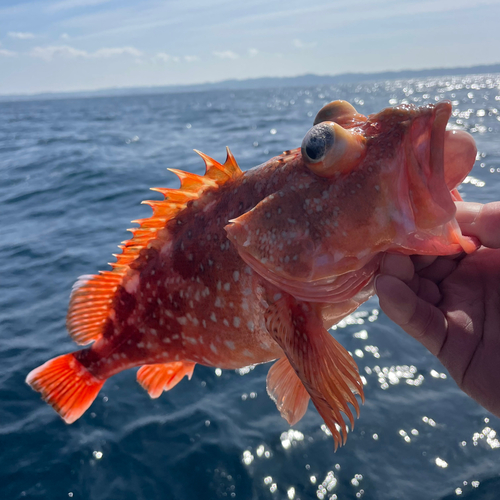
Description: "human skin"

(375, 201), (500, 417)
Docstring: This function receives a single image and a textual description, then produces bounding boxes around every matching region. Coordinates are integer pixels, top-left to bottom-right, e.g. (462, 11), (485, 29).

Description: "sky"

(1, 0), (500, 95)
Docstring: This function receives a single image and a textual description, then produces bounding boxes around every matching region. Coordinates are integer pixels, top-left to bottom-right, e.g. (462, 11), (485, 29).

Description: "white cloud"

(0, 42), (16, 57)
(30, 45), (88, 61)
(292, 38), (317, 49)
(154, 52), (171, 63)
(0, 48), (17, 57)
(60, 33), (70, 40)
(93, 46), (142, 58)
(8, 32), (35, 40)
(248, 48), (259, 57)
(153, 53), (198, 63)
(30, 44), (143, 61)
(213, 50), (239, 59)
(48, 0), (113, 12)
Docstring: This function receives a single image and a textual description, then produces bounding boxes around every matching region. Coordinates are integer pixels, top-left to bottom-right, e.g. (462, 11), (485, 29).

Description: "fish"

(26, 100), (478, 449)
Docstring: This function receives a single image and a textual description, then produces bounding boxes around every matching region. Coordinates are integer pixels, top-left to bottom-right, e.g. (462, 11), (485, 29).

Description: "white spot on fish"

(233, 271), (239, 282)
(224, 340), (235, 350)
(210, 343), (218, 354)
(125, 273), (140, 294)
(233, 317), (241, 327)
(210, 312), (217, 322)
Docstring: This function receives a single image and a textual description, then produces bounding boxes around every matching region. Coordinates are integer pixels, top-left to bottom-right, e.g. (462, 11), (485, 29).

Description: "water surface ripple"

(1, 74), (500, 500)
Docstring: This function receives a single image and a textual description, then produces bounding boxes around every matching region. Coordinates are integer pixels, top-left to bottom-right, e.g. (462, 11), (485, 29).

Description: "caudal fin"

(26, 353), (104, 423)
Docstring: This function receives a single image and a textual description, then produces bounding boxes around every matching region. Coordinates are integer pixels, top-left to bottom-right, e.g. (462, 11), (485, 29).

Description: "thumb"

(456, 201), (500, 248)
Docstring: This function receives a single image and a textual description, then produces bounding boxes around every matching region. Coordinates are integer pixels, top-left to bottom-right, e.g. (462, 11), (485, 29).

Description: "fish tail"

(26, 353), (104, 424)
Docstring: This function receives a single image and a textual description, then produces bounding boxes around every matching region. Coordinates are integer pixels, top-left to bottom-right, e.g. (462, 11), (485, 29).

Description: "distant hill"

(1, 63), (500, 102)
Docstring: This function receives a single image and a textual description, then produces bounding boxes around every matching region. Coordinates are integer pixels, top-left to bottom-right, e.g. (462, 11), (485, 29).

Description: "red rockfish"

(27, 100), (477, 449)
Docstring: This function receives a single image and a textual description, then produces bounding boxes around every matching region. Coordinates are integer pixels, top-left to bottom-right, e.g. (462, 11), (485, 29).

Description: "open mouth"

(408, 101), (476, 228)
(430, 100), (452, 183)
(432, 101), (476, 191)
(400, 101), (477, 254)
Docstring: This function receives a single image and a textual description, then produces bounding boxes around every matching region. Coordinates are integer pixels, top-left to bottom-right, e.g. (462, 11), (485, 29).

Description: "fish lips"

(406, 101), (476, 229)
(431, 100), (476, 190)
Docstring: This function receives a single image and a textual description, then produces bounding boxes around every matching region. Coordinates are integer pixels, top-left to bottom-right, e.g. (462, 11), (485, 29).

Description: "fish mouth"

(431, 101), (475, 190)
(408, 101), (476, 228)
(428, 101), (455, 225)
(395, 100), (477, 254)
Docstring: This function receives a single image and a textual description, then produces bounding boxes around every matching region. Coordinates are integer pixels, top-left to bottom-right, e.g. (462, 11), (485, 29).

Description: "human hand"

(375, 202), (500, 417)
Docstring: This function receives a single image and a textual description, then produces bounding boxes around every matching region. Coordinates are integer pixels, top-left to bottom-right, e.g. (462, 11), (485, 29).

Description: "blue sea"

(1, 74), (500, 500)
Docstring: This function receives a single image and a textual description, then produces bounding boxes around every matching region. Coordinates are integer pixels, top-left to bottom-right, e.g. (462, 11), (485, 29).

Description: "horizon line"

(1, 62), (500, 101)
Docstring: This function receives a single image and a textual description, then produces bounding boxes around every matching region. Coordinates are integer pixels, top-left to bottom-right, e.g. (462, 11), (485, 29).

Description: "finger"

(415, 277), (442, 305)
(375, 275), (448, 356)
(456, 201), (500, 248)
(411, 255), (437, 272)
(405, 275), (440, 301)
(417, 257), (459, 283)
(379, 254), (414, 282)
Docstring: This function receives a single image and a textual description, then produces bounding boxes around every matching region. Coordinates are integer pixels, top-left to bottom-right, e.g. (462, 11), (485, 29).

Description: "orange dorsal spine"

(66, 149), (242, 346)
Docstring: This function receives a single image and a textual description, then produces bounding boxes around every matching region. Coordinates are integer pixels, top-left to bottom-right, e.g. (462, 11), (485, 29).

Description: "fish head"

(226, 100), (477, 296)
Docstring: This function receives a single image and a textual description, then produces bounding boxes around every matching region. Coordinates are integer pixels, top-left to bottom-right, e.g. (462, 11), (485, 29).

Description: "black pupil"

(302, 124), (334, 162)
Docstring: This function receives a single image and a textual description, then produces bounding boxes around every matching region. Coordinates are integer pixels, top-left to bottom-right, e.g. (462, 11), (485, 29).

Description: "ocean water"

(1, 74), (500, 500)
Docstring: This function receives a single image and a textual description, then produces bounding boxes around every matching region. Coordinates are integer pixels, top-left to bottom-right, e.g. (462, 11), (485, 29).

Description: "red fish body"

(27, 100), (477, 448)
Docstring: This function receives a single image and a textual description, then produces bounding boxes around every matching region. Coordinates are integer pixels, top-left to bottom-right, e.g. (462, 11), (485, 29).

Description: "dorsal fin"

(195, 147), (243, 182)
(66, 149), (242, 345)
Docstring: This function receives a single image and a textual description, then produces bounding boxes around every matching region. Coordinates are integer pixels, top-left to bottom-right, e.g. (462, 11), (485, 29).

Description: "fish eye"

(301, 123), (335, 163)
(301, 121), (366, 178)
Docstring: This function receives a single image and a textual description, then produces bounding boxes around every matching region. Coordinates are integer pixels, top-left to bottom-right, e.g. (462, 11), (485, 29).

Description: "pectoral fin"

(265, 297), (364, 449)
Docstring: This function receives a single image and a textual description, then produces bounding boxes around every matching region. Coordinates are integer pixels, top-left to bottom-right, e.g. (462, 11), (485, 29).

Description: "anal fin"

(267, 357), (310, 426)
(137, 361), (196, 399)
(265, 297), (364, 450)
